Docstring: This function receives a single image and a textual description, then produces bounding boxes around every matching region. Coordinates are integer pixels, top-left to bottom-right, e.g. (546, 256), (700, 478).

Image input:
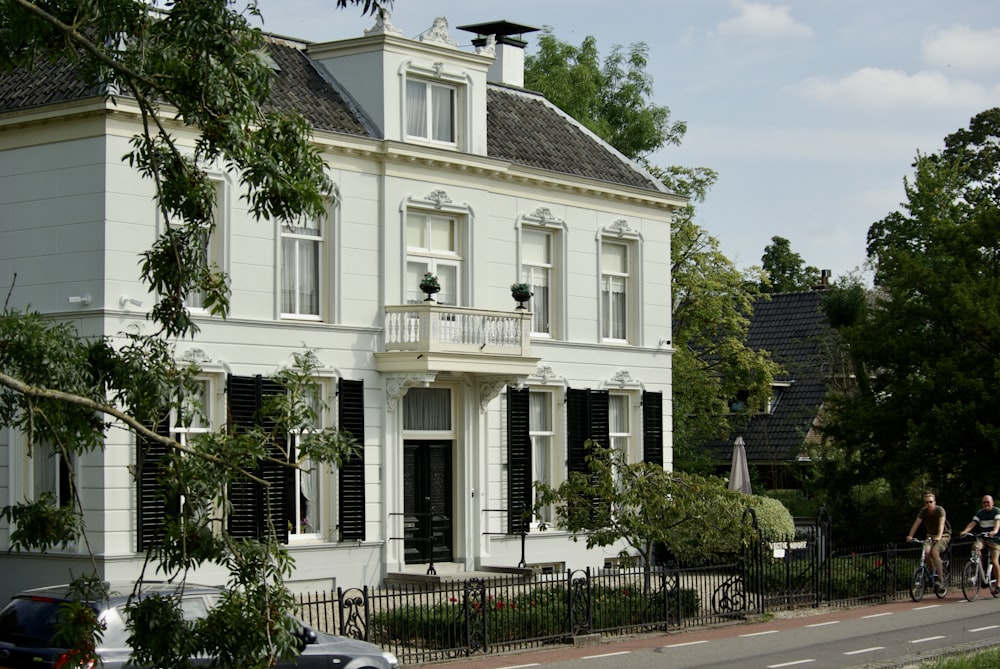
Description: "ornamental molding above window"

(524, 207), (564, 226)
(602, 368), (643, 390)
(599, 218), (643, 241)
(403, 190), (472, 216)
(528, 364), (565, 387)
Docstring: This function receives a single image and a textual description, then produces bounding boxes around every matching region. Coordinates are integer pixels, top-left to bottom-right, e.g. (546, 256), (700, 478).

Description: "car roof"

(14, 582), (223, 607)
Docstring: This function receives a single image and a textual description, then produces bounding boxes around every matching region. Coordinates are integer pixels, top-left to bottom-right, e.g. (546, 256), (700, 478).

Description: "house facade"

(0, 16), (682, 599)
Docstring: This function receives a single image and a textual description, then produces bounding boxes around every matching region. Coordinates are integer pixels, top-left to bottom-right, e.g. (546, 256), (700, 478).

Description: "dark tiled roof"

(0, 40), (661, 192)
(0, 58), (96, 113)
(263, 41), (376, 138)
(708, 290), (835, 463)
(486, 86), (663, 192)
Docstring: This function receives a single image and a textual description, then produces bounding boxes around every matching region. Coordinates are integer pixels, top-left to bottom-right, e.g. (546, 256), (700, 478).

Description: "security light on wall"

(67, 294), (92, 306)
(119, 295), (144, 307)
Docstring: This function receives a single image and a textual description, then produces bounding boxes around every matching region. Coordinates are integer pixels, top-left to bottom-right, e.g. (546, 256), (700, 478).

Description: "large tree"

(760, 235), (821, 293)
(818, 108), (1000, 532)
(0, 1), (388, 667)
(526, 32), (778, 471)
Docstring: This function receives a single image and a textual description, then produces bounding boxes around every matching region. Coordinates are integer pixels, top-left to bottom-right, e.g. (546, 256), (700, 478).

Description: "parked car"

(0, 582), (398, 669)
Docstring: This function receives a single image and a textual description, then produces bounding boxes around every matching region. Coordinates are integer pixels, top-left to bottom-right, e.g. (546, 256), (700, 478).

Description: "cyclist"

(907, 492), (951, 593)
(960, 495), (1000, 594)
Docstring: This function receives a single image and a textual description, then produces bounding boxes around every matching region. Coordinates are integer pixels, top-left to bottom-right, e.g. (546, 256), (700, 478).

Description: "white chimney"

(457, 21), (540, 88)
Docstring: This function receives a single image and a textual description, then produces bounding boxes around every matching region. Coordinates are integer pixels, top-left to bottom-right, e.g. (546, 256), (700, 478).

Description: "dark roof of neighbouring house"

(707, 290), (836, 463)
(0, 38), (665, 195)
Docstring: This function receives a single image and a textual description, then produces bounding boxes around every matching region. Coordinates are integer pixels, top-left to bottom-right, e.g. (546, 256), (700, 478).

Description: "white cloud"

(716, 1), (812, 39)
(798, 68), (996, 109)
(923, 24), (1000, 72)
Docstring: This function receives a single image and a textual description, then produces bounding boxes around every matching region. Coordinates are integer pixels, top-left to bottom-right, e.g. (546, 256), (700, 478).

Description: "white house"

(0, 15), (682, 600)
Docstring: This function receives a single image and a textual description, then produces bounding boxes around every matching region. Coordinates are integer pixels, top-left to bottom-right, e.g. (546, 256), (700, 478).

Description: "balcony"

(374, 304), (539, 376)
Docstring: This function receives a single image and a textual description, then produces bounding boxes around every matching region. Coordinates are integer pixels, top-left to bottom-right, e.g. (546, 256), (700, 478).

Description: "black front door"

(403, 441), (453, 564)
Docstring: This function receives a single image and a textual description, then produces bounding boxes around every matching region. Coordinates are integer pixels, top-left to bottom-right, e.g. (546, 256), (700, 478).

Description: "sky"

(251, 0), (1000, 283)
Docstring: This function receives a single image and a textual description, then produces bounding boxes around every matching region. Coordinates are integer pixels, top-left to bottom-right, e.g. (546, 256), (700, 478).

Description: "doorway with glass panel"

(401, 387), (455, 565)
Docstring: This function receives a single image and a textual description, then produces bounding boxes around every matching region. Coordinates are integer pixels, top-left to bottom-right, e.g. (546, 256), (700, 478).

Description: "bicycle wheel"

(963, 562), (980, 601)
(910, 566), (926, 601)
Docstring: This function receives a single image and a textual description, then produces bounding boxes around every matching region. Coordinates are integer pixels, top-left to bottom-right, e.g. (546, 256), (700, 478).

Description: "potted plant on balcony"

(510, 282), (533, 310)
(420, 272), (440, 302)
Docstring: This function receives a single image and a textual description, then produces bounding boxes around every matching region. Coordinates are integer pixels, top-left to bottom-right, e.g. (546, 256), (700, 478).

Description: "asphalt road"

(414, 591), (1000, 669)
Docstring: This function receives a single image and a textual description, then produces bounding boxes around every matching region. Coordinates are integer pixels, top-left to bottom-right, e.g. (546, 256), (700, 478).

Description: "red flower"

(450, 597), (457, 603)
(874, 559), (883, 567)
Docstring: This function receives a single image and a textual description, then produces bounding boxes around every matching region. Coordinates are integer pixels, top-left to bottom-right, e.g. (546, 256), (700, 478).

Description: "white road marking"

(862, 612), (893, 619)
(767, 660), (815, 668)
(910, 636), (946, 644)
(741, 629), (780, 637)
(582, 651), (630, 660)
(913, 604), (941, 611)
(502, 664), (540, 669)
(970, 625), (1000, 632)
(806, 620), (840, 627)
(664, 640), (708, 648)
(844, 647), (885, 655)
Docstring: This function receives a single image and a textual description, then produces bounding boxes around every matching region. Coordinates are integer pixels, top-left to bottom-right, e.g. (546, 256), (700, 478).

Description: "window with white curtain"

(529, 390), (554, 523)
(403, 388), (452, 431)
(601, 241), (630, 341)
(281, 216), (322, 318)
(609, 394), (631, 456)
(406, 79), (456, 144)
(406, 212), (462, 305)
(32, 439), (72, 508)
(521, 228), (552, 336)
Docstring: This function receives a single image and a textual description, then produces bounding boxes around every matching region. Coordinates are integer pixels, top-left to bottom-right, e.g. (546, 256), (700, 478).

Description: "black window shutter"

(338, 378), (366, 541)
(136, 418), (175, 552)
(506, 386), (531, 535)
(567, 388), (610, 523)
(226, 374), (290, 544)
(259, 378), (291, 545)
(642, 391), (664, 466)
(566, 388), (589, 476)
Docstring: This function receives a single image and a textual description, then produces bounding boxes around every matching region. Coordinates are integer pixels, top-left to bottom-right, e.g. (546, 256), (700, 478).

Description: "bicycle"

(960, 532), (1000, 601)
(909, 537), (949, 601)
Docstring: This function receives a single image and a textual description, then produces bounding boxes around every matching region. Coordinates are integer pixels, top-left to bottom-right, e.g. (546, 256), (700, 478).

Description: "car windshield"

(0, 596), (70, 646)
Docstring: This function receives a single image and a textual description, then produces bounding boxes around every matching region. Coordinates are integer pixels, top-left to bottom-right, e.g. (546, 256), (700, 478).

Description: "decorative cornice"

(178, 347), (211, 365)
(418, 17), (458, 48)
(480, 376), (524, 411)
(363, 11), (403, 36)
(385, 373), (437, 412)
(426, 189), (453, 208)
(609, 219), (632, 236)
(605, 368), (640, 390)
(534, 364), (560, 385)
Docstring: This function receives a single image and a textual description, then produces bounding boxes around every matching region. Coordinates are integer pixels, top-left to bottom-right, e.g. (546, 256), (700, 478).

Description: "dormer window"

(406, 78), (456, 144)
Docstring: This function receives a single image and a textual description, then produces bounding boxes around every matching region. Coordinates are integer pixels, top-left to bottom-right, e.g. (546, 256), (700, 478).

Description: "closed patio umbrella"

(728, 436), (752, 494)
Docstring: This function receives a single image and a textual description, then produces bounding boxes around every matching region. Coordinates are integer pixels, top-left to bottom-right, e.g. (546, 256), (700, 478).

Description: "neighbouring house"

(0, 15), (684, 600)
(706, 288), (838, 490)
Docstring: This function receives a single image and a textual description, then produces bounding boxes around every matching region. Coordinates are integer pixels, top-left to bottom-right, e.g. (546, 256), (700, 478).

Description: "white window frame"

(517, 209), (567, 339)
(406, 78), (457, 145)
(280, 214), (325, 321)
(597, 222), (644, 345)
(185, 176), (230, 312)
(528, 389), (555, 526)
(404, 203), (468, 307)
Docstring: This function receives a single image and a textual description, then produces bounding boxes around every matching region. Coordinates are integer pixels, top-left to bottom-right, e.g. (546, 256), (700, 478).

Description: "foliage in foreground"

(533, 441), (771, 565)
(0, 1), (387, 667)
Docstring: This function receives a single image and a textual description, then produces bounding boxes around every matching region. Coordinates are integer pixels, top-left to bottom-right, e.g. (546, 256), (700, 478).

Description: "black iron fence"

(295, 537), (972, 665)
